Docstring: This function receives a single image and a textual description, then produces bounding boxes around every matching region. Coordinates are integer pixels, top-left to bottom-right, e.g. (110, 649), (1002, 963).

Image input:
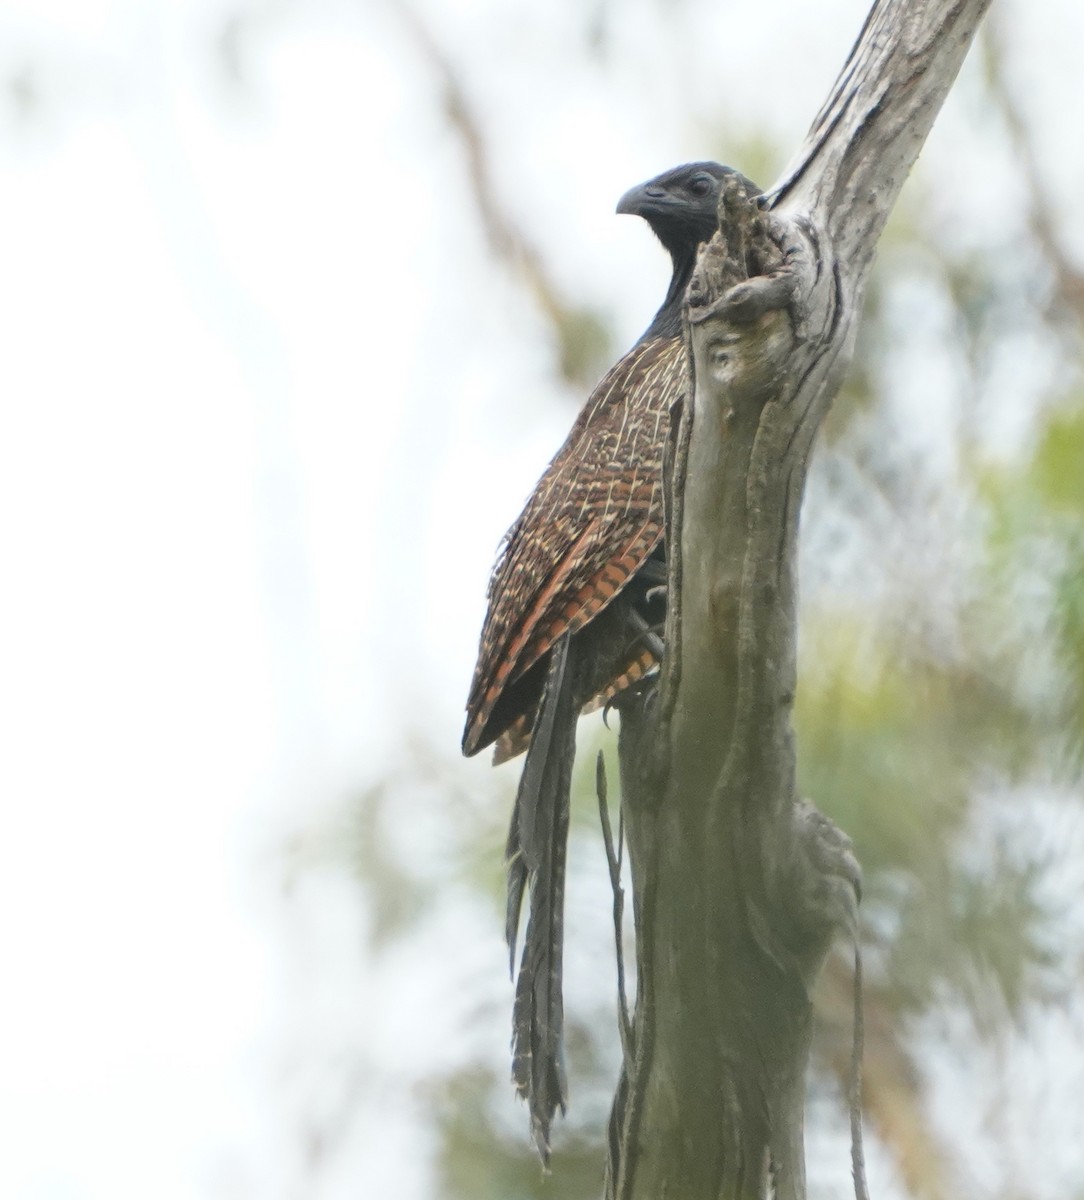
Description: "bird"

(463, 161), (760, 1160)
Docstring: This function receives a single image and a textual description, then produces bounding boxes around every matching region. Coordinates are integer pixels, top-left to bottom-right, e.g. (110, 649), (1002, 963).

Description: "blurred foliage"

(434, 1057), (611, 1200)
(438, 1074), (602, 1199)
(979, 404), (1084, 758)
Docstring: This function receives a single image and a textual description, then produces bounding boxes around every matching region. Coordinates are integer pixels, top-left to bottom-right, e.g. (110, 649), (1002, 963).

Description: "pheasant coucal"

(463, 161), (760, 1157)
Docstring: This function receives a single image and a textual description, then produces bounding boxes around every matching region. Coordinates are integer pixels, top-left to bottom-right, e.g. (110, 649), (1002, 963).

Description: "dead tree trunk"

(604, 1), (993, 1197)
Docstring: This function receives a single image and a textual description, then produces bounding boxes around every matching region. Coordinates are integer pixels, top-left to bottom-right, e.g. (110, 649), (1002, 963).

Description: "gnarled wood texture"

(605, 2), (993, 1197)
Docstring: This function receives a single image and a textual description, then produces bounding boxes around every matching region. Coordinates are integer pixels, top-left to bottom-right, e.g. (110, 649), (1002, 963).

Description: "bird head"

(616, 161), (760, 257)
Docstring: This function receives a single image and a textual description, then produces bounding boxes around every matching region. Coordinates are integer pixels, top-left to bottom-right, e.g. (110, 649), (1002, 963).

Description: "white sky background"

(1, 1), (1083, 1198)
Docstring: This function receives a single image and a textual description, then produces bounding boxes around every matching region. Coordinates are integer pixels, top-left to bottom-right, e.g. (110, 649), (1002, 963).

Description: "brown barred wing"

(463, 334), (685, 759)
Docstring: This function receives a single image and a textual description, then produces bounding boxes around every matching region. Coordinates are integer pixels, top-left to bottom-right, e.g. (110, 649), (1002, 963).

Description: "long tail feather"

(505, 633), (576, 1161)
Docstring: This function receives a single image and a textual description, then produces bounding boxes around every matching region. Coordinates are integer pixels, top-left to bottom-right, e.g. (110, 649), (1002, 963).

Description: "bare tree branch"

(980, 21), (1084, 332)
(606, 2), (993, 1196)
(395, 3), (612, 387)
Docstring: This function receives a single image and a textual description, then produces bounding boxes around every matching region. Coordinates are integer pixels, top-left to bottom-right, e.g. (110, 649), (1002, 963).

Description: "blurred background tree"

(2, 1), (1083, 1198)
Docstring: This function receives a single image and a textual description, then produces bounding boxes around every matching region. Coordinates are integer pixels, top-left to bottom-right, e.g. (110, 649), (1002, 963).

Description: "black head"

(616, 162), (761, 342)
(616, 161), (759, 257)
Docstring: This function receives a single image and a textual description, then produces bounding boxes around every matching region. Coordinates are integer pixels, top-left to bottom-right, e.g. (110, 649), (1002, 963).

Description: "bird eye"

(688, 175), (713, 197)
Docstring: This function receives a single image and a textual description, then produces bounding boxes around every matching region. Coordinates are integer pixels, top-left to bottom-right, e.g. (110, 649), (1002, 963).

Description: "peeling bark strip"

(604, 1), (992, 1198)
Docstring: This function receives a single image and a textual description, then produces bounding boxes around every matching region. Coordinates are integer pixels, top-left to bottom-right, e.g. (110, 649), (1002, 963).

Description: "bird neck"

(640, 240), (701, 342)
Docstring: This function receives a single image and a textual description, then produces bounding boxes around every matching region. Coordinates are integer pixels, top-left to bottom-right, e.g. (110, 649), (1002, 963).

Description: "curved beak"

(616, 182), (672, 218)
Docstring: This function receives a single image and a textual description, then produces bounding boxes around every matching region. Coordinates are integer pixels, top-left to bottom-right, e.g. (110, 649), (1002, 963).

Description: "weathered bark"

(604, 1), (992, 1197)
